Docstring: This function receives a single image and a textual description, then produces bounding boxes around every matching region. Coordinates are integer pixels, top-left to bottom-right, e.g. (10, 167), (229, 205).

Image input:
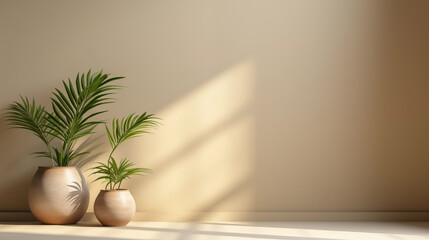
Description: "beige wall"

(1, 0), (429, 220)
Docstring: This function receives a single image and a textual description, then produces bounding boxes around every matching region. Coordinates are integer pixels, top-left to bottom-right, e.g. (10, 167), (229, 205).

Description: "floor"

(0, 221), (429, 240)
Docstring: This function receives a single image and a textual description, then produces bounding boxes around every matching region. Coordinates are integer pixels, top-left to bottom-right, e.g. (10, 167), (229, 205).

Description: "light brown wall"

(1, 0), (429, 220)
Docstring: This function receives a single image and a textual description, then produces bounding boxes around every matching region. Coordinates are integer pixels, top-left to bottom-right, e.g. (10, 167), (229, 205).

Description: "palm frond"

(91, 112), (159, 189)
(44, 70), (123, 166)
(6, 96), (53, 146)
(46, 70), (123, 146)
(106, 113), (161, 149)
(5, 70), (124, 167)
(90, 157), (151, 190)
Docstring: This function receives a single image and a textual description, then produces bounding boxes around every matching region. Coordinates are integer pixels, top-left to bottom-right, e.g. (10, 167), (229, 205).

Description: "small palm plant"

(6, 70), (123, 166)
(90, 113), (160, 190)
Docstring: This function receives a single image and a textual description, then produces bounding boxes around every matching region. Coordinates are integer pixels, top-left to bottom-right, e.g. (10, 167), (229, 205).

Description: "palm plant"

(90, 113), (160, 190)
(6, 70), (123, 166)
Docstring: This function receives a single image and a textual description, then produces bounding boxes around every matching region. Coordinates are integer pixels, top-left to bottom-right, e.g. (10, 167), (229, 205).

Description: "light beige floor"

(1, 221), (429, 240)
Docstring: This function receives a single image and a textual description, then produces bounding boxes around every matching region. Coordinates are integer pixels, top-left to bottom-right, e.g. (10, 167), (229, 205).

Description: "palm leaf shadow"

(71, 134), (108, 168)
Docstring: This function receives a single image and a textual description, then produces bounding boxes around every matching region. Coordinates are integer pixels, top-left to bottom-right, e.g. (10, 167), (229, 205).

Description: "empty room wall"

(1, 0), (429, 220)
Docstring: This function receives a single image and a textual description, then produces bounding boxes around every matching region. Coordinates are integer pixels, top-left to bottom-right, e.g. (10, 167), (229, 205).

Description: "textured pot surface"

(28, 166), (89, 224)
(94, 189), (136, 226)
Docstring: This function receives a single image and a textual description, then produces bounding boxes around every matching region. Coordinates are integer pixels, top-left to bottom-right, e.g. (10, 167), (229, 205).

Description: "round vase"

(28, 166), (89, 224)
(94, 189), (136, 226)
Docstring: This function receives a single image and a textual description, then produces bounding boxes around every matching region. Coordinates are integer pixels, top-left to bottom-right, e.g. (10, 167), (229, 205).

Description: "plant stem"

(46, 142), (54, 167)
(106, 145), (118, 190)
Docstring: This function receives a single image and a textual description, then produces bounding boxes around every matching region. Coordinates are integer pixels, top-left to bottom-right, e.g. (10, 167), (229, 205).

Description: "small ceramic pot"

(28, 166), (90, 224)
(94, 189), (136, 226)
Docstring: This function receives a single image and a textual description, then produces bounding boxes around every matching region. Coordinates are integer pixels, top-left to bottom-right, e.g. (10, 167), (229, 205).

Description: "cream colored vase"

(94, 190), (136, 226)
(28, 166), (89, 224)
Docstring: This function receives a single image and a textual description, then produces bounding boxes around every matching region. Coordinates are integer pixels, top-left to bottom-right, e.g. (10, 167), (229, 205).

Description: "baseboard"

(127, 211), (429, 222)
(3, 211), (429, 222)
(0, 212), (36, 222)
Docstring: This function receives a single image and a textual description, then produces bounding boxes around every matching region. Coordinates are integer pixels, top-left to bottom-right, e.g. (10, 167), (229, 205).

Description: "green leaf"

(106, 113), (161, 151)
(5, 96), (53, 147)
(90, 157), (152, 190)
(43, 70), (123, 166)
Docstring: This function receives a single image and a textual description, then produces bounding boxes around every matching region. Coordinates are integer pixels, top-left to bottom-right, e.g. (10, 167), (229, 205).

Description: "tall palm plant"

(90, 113), (160, 190)
(6, 70), (123, 166)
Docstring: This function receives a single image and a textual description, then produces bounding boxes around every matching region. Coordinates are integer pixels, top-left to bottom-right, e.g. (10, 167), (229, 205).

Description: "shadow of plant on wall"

(71, 134), (108, 169)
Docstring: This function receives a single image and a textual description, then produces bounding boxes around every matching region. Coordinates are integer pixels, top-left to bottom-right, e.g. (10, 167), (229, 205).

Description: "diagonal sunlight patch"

(143, 60), (255, 162)
(121, 60), (256, 216)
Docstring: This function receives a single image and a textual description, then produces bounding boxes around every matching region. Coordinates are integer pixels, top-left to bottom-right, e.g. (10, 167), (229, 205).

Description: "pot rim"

(38, 166), (77, 169)
(99, 189), (129, 192)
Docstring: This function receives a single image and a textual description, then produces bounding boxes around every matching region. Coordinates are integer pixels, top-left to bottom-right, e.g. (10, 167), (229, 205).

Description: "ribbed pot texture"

(94, 189), (136, 226)
(28, 166), (89, 224)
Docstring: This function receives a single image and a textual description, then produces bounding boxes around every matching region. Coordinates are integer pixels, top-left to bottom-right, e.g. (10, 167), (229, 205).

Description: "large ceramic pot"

(28, 166), (89, 224)
(94, 189), (136, 226)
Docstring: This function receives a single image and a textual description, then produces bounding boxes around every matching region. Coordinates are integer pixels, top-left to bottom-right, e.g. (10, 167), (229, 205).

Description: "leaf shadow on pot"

(66, 167), (90, 217)
(67, 182), (83, 212)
